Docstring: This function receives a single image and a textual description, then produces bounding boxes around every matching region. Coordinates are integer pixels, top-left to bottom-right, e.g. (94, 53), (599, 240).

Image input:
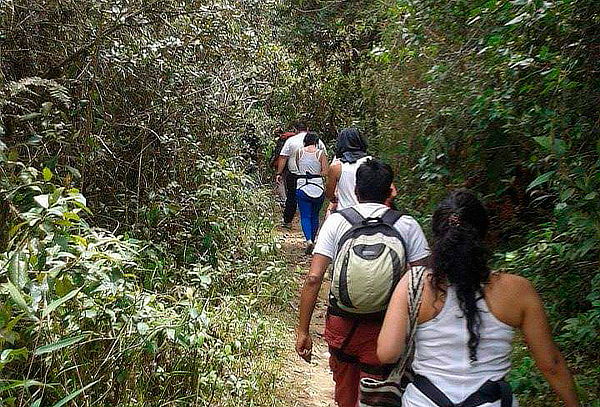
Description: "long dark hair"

(432, 189), (490, 362)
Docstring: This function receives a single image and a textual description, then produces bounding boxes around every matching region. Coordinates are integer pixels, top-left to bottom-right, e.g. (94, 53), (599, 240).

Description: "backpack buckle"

(363, 217), (383, 225)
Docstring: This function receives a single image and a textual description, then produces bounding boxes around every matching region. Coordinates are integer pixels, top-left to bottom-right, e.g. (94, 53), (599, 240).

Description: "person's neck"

(358, 199), (385, 205)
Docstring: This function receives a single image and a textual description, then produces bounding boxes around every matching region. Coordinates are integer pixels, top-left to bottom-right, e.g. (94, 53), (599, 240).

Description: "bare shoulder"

(488, 272), (538, 302)
(484, 272), (539, 327)
(491, 272), (534, 289)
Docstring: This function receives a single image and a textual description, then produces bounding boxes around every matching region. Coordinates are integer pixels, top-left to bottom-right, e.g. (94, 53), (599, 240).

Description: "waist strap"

(329, 347), (395, 376)
(297, 173), (322, 179)
(327, 305), (385, 322)
(412, 374), (512, 407)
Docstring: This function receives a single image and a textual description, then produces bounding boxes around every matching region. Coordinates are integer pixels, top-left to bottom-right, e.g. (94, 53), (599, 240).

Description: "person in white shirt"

(326, 127), (371, 212)
(276, 123), (327, 228)
(296, 158), (430, 407)
(294, 132), (329, 254)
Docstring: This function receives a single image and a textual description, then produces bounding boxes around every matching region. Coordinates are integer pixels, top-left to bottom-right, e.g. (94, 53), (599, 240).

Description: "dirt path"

(281, 223), (335, 407)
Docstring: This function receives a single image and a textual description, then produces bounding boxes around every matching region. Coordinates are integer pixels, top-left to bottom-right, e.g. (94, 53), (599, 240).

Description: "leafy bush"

(0, 158), (293, 406)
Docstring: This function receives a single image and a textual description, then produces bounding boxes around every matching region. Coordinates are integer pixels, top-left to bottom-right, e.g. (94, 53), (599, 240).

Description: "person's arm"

(325, 162), (341, 202)
(276, 155), (288, 184)
(296, 254), (331, 362)
(377, 274), (410, 363)
(518, 278), (579, 407)
(320, 152), (329, 176)
(402, 216), (432, 268)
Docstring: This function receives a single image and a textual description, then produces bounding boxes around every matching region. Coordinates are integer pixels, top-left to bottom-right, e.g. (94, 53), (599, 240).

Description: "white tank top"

(336, 156), (371, 210)
(296, 149), (324, 198)
(403, 286), (518, 407)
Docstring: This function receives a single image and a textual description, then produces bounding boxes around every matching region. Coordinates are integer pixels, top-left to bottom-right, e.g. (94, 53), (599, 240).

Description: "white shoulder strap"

(387, 266), (427, 382)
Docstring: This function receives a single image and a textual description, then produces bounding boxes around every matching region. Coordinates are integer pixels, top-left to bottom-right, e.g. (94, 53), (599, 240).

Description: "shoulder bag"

(358, 265), (427, 407)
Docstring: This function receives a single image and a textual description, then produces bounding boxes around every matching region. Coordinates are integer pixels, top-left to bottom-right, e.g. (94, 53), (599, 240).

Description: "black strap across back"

(412, 374), (513, 407)
(338, 207), (402, 227)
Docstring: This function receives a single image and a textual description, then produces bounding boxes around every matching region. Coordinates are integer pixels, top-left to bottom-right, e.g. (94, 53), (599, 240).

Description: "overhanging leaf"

(50, 380), (98, 407)
(34, 334), (86, 356)
(527, 171), (555, 191)
(42, 288), (82, 318)
(8, 252), (29, 289)
(0, 379), (46, 392)
(3, 281), (31, 315)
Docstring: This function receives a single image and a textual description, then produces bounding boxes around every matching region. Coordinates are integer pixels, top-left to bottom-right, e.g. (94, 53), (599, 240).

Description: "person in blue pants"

(294, 132), (329, 254)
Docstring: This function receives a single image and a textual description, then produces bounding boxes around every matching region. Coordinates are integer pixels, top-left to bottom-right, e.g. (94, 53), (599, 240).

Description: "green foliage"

(1, 0), (598, 405)
(0, 2), (297, 401)
(0, 157), (292, 406)
(277, 0), (599, 404)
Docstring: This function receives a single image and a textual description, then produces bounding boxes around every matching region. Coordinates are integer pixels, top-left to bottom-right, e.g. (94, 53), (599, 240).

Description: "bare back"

(418, 272), (528, 328)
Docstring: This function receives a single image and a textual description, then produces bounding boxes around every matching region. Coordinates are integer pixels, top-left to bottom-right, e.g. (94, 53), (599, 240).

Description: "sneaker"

(304, 241), (314, 255)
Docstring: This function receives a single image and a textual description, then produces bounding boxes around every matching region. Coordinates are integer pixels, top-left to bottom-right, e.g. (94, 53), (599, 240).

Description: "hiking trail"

(281, 222), (335, 407)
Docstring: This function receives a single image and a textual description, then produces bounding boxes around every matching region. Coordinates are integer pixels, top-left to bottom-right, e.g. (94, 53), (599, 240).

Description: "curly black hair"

(432, 189), (490, 362)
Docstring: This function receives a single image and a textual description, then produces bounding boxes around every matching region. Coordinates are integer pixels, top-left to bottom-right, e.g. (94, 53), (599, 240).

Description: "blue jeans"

(296, 189), (324, 242)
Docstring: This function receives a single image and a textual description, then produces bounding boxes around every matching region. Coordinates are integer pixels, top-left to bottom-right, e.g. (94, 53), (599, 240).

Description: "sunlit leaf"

(505, 13), (528, 25)
(34, 195), (50, 209)
(43, 167), (53, 181)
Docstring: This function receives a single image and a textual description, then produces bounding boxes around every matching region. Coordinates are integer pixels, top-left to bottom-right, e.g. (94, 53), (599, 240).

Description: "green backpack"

(329, 207), (408, 318)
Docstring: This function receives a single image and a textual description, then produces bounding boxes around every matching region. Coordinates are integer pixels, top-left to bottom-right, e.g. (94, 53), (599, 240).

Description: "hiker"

(269, 128), (296, 170)
(326, 127), (371, 213)
(295, 132), (329, 254)
(296, 158), (431, 407)
(378, 189), (579, 407)
(276, 123), (326, 228)
(269, 128), (296, 205)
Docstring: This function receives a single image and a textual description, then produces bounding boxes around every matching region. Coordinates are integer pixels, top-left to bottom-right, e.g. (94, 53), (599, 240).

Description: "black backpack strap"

(413, 374), (513, 407)
(338, 207), (365, 226)
(498, 380), (513, 407)
(381, 209), (409, 265)
(412, 374), (455, 407)
(460, 379), (513, 407)
(380, 209), (403, 227)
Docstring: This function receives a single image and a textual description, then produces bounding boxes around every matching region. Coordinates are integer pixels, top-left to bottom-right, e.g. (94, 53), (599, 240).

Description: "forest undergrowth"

(0, 154), (299, 406)
(1, 0), (599, 406)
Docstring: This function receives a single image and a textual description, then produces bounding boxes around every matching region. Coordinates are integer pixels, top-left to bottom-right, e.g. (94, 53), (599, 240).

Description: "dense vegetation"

(0, 1), (296, 406)
(278, 0), (599, 405)
(1, 0), (598, 406)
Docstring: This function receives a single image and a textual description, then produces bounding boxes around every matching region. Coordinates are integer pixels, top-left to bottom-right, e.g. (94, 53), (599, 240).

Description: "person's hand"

(326, 201), (337, 218)
(295, 331), (313, 362)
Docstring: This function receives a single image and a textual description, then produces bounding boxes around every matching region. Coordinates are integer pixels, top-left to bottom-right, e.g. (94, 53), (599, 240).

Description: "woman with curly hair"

(377, 189), (579, 407)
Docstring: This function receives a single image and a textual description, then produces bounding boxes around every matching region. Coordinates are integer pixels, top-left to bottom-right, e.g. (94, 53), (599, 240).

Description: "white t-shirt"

(313, 203), (430, 263)
(280, 132), (327, 174)
(335, 155), (372, 210)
